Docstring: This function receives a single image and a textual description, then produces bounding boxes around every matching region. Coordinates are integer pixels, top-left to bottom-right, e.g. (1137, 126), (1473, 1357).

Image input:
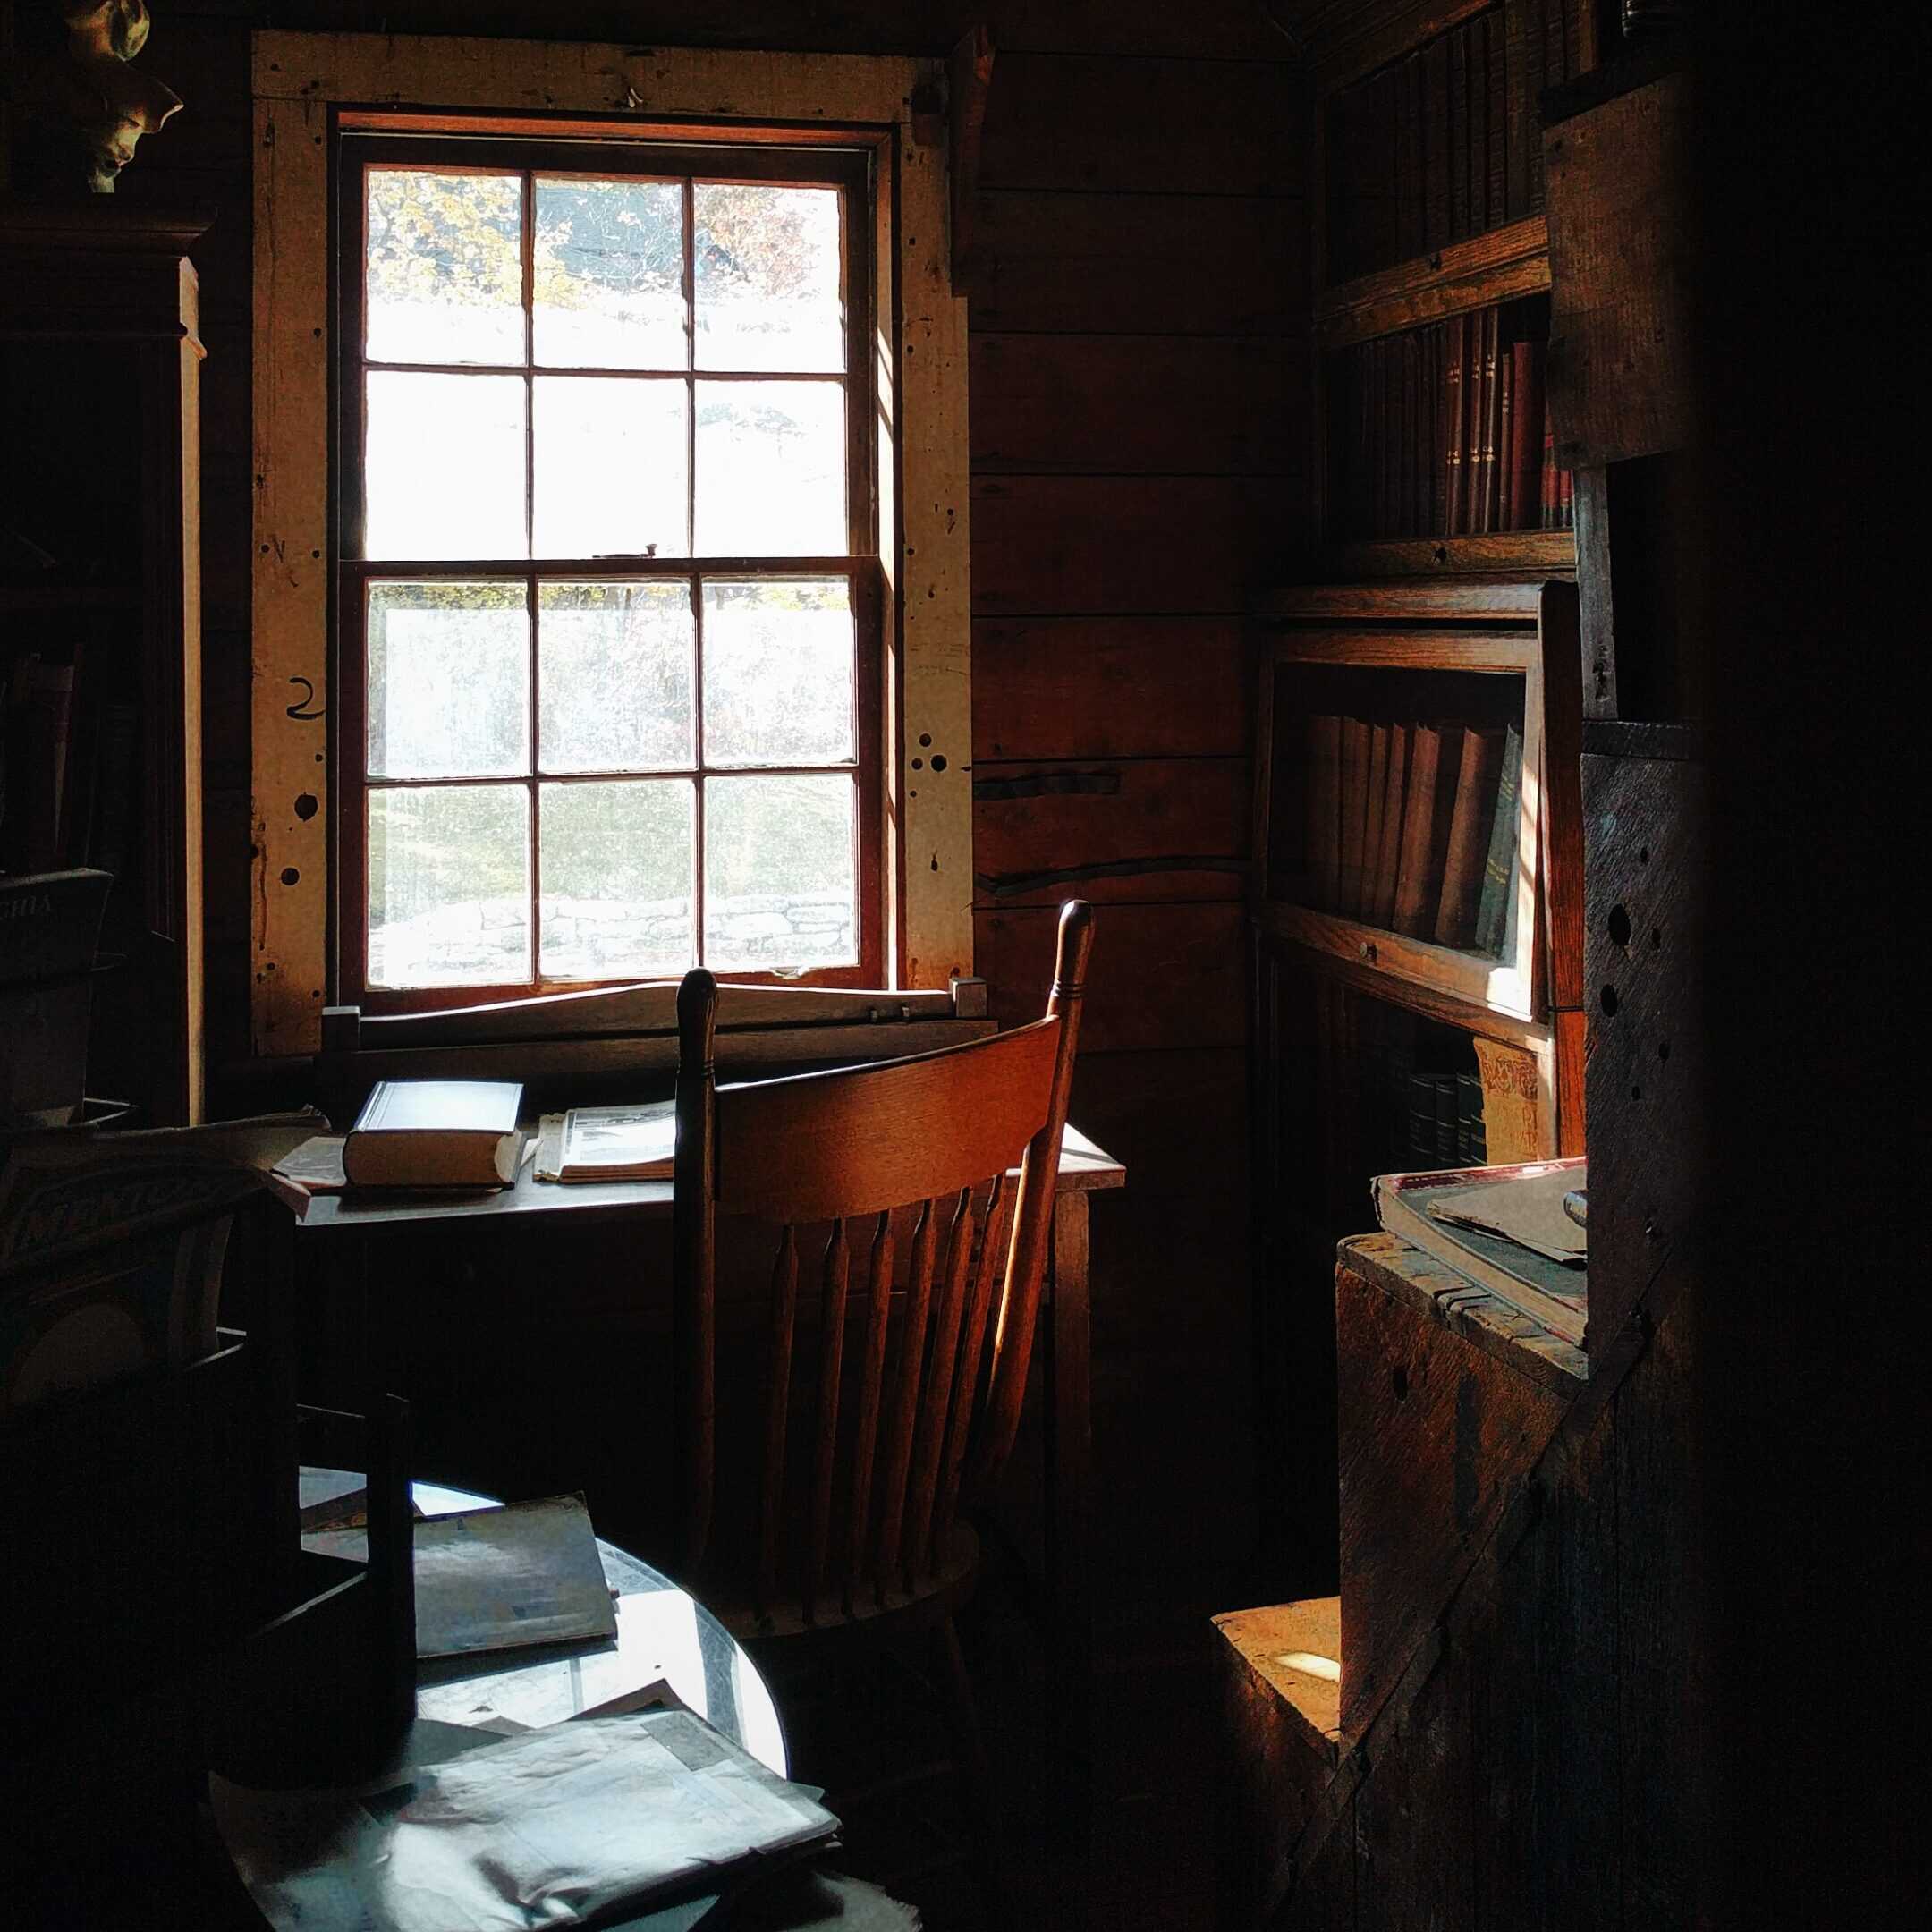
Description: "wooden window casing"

(250, 36), (972, 1060)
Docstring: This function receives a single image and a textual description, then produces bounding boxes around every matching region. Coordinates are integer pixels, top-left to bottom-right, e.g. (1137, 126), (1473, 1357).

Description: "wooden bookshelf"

(0, 204), (211, 1125)
(1250, 3), (1601, 1265)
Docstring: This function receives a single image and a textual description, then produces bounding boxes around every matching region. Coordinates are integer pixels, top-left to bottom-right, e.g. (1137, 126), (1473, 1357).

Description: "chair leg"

(932, 1613), (1014, 1929)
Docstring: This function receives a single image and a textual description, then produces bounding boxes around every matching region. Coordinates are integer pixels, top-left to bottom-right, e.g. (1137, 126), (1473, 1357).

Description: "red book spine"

(1508, 340), (1544, 531)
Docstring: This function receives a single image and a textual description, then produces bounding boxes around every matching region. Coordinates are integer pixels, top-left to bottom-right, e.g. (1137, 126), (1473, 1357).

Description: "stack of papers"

(213, 1707), (839, 1932)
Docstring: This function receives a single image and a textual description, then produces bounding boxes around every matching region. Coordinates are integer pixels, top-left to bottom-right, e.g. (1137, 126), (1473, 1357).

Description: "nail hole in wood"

(1600, 985), (1619, 1015)
(1607, 904), (1631, 946)
(1392, 1366), (1409, 1402)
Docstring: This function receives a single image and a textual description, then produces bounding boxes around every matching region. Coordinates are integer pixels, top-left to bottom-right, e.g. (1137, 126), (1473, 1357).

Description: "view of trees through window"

(346, 154), (869, 994)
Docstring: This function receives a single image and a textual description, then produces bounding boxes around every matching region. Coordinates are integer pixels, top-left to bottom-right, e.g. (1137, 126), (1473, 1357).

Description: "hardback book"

(1433, 1073), (1459, 1166)
(1433, 725), (1506, 949)
(1406, 1070), (1437, 1165)
(1507, 342), (1546, 531)
(1391, 722), (1462, 937)
(1444, 312), (1471, 533)
(1472, 720), (1526, 956)
(1447, 20), (1470, 241)
(533, 1100), (675, 1183)
(343, 1080), (524, 1190)
(1370, 722), (1411, 929)
(1423, 30), (1451, 248)
(1372, 1157), (1589, 1344)
(1305, 713), (1343, 910)
(1496, 347), (1517, 530)
(1485, 8), (1508, 231)
(1467, 309), (1494, 534)
(1360, 722), (1392, 919)
(1336, 716), (1373, 917)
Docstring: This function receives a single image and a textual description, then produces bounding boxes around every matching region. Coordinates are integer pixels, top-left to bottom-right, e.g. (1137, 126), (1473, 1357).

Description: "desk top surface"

(296, 1123), (1124, 1234)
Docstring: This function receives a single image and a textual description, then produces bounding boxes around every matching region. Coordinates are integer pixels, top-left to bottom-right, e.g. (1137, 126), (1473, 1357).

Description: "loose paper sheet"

(212, 1708), (837, 1932)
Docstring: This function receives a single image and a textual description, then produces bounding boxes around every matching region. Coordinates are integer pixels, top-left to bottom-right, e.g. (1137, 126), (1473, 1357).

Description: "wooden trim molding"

(248, 30), (972, 1057)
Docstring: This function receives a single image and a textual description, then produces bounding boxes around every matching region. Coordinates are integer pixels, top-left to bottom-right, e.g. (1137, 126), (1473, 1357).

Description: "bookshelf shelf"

(1318, 214), (1551, 348)
(1329, 530), (1574, 578)
(1257, 900), (1535, 1022)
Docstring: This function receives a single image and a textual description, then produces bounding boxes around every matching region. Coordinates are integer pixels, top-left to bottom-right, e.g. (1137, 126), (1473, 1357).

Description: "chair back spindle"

(672, 902), (1094, 1630)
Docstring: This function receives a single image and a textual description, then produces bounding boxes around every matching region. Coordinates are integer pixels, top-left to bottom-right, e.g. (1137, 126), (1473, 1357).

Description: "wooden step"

(1213, 1597), (1342, 1926)
(1336, 1236), (1579, 1736)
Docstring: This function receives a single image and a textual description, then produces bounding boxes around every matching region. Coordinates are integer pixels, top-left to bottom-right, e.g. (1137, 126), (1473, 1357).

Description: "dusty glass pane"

(365, 169), (524, 367)
(365, 371), (527, 561)
(701, 579), (853, 768)
(533, 377), (689, 559)
(538, 581), (695, 774)
(534, 177), (686, 370)
(693, 382), (845, 555)
(704, 773), (856, 970)
(368, 582), (529, 779)
(540, 780), (696, 979)
(694, 182), (844, 373)
(369, 784), (530, 988)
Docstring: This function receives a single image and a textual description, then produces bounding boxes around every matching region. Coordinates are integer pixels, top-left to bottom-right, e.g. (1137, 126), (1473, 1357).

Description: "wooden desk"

(294, 1128), (1125, 1788)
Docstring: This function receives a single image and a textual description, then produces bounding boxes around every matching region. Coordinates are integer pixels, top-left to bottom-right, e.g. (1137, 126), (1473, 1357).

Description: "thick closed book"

(343, 1080), (523, 1189)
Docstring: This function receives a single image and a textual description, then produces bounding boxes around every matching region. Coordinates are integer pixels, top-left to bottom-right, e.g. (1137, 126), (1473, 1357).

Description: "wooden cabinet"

(0, 203), (209, 1124)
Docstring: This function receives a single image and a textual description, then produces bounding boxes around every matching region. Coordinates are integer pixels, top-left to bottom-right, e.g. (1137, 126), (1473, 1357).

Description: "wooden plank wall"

(134, 3), (1316, 1603)
(964, 6), (1312, 1605)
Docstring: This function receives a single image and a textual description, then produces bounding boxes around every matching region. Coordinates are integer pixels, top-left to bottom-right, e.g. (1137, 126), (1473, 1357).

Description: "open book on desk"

(533, 1099), (675, 1182)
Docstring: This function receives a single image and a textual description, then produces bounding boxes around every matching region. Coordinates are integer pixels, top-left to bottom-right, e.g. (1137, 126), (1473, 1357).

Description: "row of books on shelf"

(1297, 713), (1523, 958)
(1332, 312), (1570, 542)
(1326, 0), (1588, 281)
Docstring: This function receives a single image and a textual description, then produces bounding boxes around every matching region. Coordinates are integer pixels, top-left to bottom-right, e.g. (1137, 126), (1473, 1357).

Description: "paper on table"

(211, 1707), (839, 1932)
(413, 1496), (619, 1660)
(1427, 1165), (1588, 1265)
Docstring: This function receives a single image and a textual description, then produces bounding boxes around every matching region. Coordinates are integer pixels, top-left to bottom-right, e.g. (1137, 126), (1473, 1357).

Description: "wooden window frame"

(250, 33), (971, 1058)
(335, 135), (884, 1008)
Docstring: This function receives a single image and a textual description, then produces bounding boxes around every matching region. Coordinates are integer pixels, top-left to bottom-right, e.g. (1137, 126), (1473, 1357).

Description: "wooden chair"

(669, 900), (1094, 1898)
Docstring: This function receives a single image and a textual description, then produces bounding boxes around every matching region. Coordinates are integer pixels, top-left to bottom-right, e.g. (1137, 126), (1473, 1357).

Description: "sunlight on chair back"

(672, 902), (1094, 1630)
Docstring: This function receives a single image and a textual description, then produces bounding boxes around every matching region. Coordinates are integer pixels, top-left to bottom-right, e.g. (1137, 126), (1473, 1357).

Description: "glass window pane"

(365, 169), (524, 367)
(368, 582), (530, 779)
(538, 581), (695, 774)
(694, 182), (844, 373)
(369, 784), (530, 988)
(534, 177), (686, 370)
(533, 377), (689, 559)
(365, 371), (527, 561)
(704, 773), (856, 970)
(540, 780), (695, 979)
(701, 579), (853, 768)
(694, 382), (845, 556)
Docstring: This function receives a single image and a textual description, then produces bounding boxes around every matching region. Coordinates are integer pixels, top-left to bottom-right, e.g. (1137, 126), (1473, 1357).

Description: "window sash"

(335, 133), (883, 1007)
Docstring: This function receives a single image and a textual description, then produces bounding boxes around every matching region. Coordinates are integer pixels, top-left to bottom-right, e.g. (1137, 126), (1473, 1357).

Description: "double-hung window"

(337, 134), (881, 1006)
